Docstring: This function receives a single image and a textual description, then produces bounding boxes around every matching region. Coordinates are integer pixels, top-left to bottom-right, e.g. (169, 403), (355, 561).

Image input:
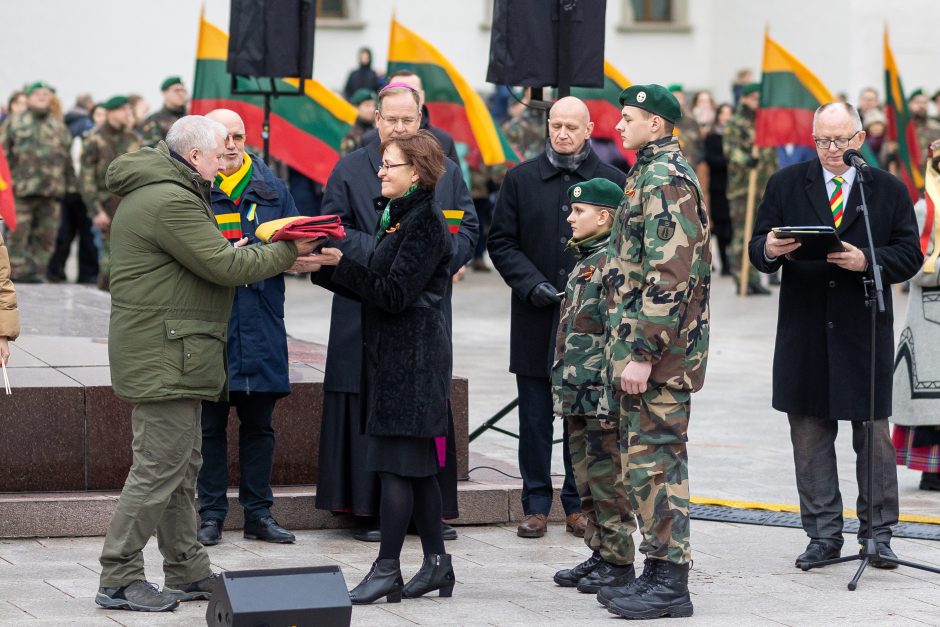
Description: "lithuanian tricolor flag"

(0, 146), (14, 231)
(755, 32), (833, 148)
(386, 18), (517, 167)
(571, 60), (635, 161)
(190, 16), (356, 184)
(884, 28), (924, 203)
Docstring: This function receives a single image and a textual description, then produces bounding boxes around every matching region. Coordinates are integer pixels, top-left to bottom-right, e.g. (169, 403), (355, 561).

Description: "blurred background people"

(343, 47), (383, 101)
(704, 103), (734, 276)
(139, 76), (188, 147)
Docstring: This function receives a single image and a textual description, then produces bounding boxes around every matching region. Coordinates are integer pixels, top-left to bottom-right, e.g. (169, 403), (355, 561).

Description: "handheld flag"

(884, 28), (924, 203)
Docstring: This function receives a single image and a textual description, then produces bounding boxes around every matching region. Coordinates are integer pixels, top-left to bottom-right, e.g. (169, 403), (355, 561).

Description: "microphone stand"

(800, 163), (940, 589)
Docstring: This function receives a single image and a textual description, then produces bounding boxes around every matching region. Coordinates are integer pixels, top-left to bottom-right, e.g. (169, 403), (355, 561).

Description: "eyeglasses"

(225, 133), (246, 143)
(379, 161), (411, 172)
(378, 111), (418, 127)
(813, 131), (860, 150)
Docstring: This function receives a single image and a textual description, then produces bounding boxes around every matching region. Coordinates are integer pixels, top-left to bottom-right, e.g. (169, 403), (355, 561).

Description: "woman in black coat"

(306, 130), (456, 604)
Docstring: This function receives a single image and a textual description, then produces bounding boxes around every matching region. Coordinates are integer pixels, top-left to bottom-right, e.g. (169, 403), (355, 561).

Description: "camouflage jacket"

(0, 109), (74, 198)
(138, 105), (185, 148)
(600, 136), (711, 411)
(676, 111), (703, 167)
(81, 122), (143, 218)
(913, 116), (940, 172)
(722, 103), (777, 200)
(551, 229), (611, 417)
(502, 108), (545, 162)
(341, 119), (373, 155)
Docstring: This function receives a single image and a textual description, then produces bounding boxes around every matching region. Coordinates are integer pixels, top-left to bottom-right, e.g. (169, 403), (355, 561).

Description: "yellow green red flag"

(884, 28), (924, 203)
(571, 60), (634, 161)
(0, 145), (14, 231)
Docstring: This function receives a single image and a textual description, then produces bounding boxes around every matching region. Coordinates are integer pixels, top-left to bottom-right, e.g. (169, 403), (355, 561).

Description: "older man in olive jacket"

(95, 116), (318, 613)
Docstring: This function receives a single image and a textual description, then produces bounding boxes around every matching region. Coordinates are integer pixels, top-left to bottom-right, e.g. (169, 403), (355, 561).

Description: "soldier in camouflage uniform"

(139, 77), (188, 148)
(908, 89), (940, 176)
(668, 85), (703, 167)
(501, 92), (545, 162)
(0, 81), (75, 282)
(723, 82), (777, 295)
(340, 89), (375, 155)
(81, 96), (143, 291)
(551, 178), (636, 595)
(597, 84), (710, 620)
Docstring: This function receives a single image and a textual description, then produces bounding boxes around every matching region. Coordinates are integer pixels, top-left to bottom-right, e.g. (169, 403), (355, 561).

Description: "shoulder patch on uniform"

(657, 218), (676, 241)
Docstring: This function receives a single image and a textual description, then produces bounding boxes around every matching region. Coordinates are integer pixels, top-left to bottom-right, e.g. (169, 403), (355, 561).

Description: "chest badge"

(625, 189), (636, 197)
(657, 219), (676, 241)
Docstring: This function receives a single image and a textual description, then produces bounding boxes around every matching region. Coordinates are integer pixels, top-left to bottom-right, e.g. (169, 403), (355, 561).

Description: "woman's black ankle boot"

(348, 558), (403, 604)
(403, 553), (455, 598)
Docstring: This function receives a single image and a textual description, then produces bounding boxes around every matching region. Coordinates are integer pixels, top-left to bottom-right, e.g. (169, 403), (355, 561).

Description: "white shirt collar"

(822, 165), (856, 188)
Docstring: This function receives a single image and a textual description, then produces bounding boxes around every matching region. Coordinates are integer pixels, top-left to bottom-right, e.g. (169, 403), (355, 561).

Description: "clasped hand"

(289, 246), (342, 274)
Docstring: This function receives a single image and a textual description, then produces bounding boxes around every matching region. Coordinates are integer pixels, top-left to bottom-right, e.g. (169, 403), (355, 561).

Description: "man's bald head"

(547, 96), (593, 155)
(206, 109), (247, 175)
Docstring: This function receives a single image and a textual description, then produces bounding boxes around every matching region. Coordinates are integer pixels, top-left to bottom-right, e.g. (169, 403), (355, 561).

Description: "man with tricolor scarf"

(194, 109), (299, 547)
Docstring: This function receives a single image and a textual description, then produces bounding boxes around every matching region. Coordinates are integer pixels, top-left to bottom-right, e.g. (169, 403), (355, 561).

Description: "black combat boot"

(402, 553), (455, 598)
(348, 559), (403, 604)
(576, 560), (635, 593)
(607, 560), (693, 619)
(553, 551), (602, 587)
(596, 558), (656, 608)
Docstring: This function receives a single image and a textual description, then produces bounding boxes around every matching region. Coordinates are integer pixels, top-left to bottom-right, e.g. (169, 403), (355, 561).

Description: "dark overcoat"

(749, 159), (922, 421)
(315, 138), (477, 393)
(487, 149), (626, 377)
(321, 188), (453, 437)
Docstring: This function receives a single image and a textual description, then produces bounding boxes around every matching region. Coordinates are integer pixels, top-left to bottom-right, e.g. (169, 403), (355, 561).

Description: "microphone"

(843, 148), (870, 173)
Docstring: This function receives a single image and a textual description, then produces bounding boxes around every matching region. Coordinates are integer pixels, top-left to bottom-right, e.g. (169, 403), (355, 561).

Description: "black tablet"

(772, 226), (845, 261)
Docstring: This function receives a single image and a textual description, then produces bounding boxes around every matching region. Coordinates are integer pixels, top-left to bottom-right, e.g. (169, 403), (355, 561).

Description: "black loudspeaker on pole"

(226, 0), (316, 161)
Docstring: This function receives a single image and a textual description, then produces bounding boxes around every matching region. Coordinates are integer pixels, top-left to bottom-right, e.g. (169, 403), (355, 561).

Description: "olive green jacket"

(105, 143), (297, 403)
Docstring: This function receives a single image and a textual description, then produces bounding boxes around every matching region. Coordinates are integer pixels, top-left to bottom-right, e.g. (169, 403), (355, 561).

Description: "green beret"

(102, 96), (129, 111)
(741, 82), (762, 95)
(667, 83), (683, 93)
(619, 84), (682, 123)
(932, 89), (940, 101)
(568, 178), (624, 209)
(161, 76), (183, 91)
(350, 88), (375, 106)
(25, 80), (54, 95)
(909, 88), (925, 99)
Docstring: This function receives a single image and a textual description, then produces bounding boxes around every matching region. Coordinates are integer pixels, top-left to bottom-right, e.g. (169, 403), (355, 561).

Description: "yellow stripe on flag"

(196, 16), (227, 60)
(603, 60), (631, 89)
(762, 32), (833, 105)
(215, 212), (240, 225)
(281, 77), (357, 125)
(388, 19), (507, 166)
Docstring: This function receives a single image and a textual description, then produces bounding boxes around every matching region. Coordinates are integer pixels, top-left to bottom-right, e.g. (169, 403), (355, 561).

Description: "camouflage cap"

(619, 84), (682, 123)
(102, 96), (130, 111)
(741, 82), (761, 95)
(568, 178), (624, 209)
(349, 88), (375, 106)
(25, 80), (55, 95)
(161, 76), (184, 91)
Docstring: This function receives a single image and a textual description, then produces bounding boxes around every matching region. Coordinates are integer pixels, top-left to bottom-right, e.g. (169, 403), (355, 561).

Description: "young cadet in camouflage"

(81, 96), (143, 291)
(0, 81), (75, 282)
(551, 178), (636, 595)
(501, 97), (545, 162)
(667, 85), (703, 167)
(597, 84), (710, 620)
(723, 82), (777, 294)
(139, 77), (188, 148)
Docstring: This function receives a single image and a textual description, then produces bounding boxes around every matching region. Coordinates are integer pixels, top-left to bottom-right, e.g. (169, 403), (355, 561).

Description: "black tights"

(377, 472), (444, 560)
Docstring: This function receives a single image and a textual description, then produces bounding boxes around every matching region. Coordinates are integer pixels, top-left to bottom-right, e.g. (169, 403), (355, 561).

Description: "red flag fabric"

(0, 145), (15, 231)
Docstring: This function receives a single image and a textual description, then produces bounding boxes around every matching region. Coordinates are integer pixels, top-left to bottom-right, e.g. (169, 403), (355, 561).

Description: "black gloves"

(529, 281), (562, 307)
(745, 156), (759, 168)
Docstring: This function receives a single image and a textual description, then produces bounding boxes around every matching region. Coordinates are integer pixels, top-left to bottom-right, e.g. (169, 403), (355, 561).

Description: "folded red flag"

(255, 214), (346, 243)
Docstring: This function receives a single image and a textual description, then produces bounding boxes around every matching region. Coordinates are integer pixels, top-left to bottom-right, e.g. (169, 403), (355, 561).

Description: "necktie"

(830, 175), (845, 228)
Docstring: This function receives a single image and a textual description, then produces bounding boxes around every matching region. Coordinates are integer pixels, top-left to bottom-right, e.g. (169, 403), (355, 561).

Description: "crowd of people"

(0, 51), (938, 619)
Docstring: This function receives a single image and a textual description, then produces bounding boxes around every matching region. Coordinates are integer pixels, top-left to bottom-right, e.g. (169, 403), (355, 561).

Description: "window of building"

(316, 0), (364, 29)
(619, 0), (689, 32)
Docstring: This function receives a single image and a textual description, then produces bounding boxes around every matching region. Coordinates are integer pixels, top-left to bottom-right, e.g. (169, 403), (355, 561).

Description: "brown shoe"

(566, 513), (588, 538)
(517, 514), (548, 538)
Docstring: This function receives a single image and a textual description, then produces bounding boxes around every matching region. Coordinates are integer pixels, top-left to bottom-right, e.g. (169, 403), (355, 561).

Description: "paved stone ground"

(2, 260), (938, 624)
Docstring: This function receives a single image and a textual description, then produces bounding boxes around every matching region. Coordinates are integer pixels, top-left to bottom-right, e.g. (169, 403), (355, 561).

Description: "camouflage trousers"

(567, 414), (635, 565)
(728, 196), (760, 285)
(619, 387), (692, 564)
(7, 196), (60, 282)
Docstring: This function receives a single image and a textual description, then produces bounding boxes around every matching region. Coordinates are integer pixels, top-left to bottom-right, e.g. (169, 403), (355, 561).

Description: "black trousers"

(516, 374), (580, 516)
(198, 391), (279, 524)
(47, 194), (98, 282)
(788, 414), (899, 547)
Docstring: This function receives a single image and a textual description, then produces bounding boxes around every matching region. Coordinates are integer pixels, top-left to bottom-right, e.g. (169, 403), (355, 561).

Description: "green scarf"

(377, 184), (419, 240)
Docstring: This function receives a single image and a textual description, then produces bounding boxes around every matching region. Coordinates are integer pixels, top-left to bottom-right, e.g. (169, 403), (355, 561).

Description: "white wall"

(1, 0), (938, 116)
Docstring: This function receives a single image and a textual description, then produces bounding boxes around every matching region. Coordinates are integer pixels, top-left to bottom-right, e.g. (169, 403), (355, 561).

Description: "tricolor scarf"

(214, 154), (255, 241)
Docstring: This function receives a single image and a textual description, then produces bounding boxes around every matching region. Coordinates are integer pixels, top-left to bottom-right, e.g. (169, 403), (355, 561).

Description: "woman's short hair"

(166, 115), (227, 156)
(380, 130), (445, 189)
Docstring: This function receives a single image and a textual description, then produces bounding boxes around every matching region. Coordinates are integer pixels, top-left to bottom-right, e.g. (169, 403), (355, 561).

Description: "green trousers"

(99, 398), (212, 587)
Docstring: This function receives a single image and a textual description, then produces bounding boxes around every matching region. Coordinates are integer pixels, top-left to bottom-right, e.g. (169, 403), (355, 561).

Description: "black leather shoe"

(197, 520), (222, 546)
(795, 540), (840, 568)
(576, 560), (635, 594)
(920, 472), (940, 491)
(553, 551), (602, 587)
(607, 561), (693, 619)
(349, 559), (403, 604)
(352, 526), (382, 542)
(441, 522), (458, 541)
(748, 281), (771, 295)
(403, 553), (455, 598)
(597, 558), (654, 608)
(869, 542), (899, 569)
(243, 516), (295, 543)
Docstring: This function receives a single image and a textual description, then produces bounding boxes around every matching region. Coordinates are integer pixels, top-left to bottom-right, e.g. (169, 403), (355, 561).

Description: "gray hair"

(813, 102), (863, 134)
(165, 115), (227, 155)
(377, 86), (420, 115)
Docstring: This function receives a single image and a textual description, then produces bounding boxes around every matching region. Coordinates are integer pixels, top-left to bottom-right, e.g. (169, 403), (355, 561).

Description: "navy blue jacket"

(211, 153), (299, 395)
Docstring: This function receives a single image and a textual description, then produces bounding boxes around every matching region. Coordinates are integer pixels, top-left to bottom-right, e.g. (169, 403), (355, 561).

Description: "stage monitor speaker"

(486, 0), (606, 89)
(206, 566), (351, 627)
(227, 0), (316, 78)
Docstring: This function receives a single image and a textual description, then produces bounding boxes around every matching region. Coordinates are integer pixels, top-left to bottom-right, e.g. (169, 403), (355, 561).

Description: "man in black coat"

(313, 83), (477, 540)
(749, 102), (922, 569)
(488, 96), (627, 538)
